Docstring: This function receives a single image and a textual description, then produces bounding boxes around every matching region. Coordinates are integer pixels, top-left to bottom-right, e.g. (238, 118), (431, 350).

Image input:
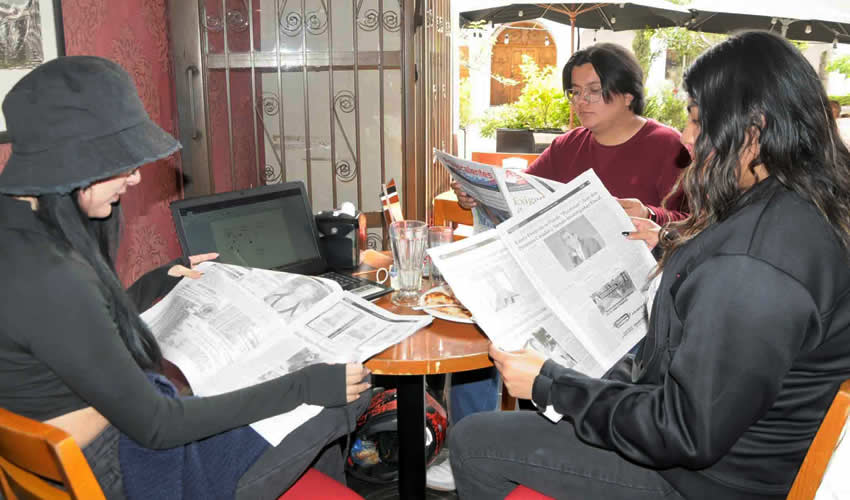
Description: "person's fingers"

(345, 363), (369, 383)
(624, 218), (660, 249)
(457, 194), (477, 209)
(167, 265), (204, 279)
(188, 252), (219, 266)
(629, 216), (659, 232)
(488, 343), (506, 361)
(617, 198), (649, 219)
(346, 381), (372, 402)
(346, 363), (364, 375)
(626, 231), (659, 249)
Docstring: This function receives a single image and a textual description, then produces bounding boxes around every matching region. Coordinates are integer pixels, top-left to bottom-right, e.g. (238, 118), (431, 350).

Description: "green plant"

(631, 29), (657, 83)
(643, 84), (688, 131)
(829, 95), (850, 107)
(476, 55), (572, 138)
(458, 77), (472, 129)
(828, 55), (850, 79)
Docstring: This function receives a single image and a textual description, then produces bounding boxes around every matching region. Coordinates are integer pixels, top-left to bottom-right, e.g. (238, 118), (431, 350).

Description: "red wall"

(0, 0), (183, 286)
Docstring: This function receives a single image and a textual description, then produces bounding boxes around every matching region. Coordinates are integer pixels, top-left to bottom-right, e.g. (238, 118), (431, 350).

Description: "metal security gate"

(170, 0), (454, 249)
(418, 0), (453, 224)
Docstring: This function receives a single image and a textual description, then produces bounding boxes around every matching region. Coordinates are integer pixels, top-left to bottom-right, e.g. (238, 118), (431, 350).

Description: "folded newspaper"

(428, 167), (656, 378)
(140, 262), (432, 445)
(434, 149), (561, 230)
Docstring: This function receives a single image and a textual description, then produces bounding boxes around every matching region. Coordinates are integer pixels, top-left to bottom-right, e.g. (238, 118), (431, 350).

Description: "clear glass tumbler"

(427, 225), (454, 286)
(389, 220), (428, 306)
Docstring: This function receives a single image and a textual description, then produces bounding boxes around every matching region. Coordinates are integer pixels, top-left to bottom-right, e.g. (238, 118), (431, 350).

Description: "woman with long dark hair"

(0, 56), (371, 499)
(449, 31), (850, 500)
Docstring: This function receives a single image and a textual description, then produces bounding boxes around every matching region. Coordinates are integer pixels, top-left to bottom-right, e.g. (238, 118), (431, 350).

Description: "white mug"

(375, 265), (398, 289)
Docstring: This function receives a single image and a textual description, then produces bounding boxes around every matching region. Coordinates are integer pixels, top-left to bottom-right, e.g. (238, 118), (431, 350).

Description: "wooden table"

(361, 270), (492, 500)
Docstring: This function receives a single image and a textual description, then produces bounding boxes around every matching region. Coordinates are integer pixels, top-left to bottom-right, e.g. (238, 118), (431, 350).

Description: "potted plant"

(477, 55), (574, 153)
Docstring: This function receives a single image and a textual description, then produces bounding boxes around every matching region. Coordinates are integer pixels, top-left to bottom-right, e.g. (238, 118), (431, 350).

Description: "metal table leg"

(396, 374), (426, 500)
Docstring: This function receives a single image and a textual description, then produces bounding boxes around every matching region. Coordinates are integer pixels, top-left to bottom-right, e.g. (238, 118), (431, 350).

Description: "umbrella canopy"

(459, 1), (691, 32)
(685, 0), (850, 44)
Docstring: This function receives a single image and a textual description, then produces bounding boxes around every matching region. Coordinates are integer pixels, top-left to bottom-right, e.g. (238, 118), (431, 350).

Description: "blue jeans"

(449, 367), (500, 425)
(449, 410), (686, 499)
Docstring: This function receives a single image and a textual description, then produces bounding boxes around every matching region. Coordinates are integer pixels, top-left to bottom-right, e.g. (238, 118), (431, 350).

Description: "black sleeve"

(17, 261), (347, 449)
(531, 255), (815, 468)
(125, 256), (190, 311)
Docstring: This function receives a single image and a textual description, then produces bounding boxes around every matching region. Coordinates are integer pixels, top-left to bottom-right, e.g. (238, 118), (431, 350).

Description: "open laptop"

(169, 181), (391, 300)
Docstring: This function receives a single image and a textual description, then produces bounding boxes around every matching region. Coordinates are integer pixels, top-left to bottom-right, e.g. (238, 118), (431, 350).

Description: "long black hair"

(36, 192), (164, 371)
(562, 42), (645, 115)
(662, 31), (850, 260)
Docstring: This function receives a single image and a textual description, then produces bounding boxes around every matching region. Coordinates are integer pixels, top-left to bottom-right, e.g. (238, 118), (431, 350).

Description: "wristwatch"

(646, 206), (658, 223)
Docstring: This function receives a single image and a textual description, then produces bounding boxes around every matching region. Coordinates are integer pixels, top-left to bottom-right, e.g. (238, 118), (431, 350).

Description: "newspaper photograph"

(500, 169), (655, 368)
(428, 169), (655, 377)
(141, 262), (432, 445)
(428, 232), (605, 376)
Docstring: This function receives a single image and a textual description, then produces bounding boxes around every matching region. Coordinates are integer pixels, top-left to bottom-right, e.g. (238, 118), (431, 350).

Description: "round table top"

(365, 299), (493, 375)
(355, 250), (493, 375)
(361, 278), (493, 376)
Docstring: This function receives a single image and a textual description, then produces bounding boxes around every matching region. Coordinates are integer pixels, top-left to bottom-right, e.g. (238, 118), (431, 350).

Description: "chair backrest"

(787, 379), (850, 500)
(0, 407), (105, 500)
(470, 152), (540, 167)
(433, 190), (474, 230)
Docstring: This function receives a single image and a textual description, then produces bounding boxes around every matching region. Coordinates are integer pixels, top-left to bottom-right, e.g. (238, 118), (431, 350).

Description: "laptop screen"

(170, 182), (326, 274)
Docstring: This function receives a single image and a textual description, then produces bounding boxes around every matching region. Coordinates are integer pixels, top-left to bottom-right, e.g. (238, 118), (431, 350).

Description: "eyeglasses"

(567, 86), (604, 104)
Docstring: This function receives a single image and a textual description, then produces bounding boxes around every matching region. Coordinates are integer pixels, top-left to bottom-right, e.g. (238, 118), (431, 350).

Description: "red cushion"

(277, 468), (364, 499)
(506, 485), (556, 499)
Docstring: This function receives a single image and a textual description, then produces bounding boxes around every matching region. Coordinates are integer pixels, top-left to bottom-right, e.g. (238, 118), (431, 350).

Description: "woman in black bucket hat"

(0, 56), (371, 499)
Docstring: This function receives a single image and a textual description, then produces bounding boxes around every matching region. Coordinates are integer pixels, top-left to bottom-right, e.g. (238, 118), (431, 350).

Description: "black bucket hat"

(0, 56), (181, 195)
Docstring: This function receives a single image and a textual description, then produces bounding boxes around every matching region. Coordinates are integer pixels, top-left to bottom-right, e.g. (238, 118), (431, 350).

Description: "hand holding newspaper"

(141, 262), (432, 445)
(428, 169), (656, 381)
(434, 149), (562, 231)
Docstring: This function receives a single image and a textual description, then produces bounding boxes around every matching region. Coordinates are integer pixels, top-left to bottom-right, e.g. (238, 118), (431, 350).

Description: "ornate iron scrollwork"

(279, 1), (328, 37)
(204, 0), (249, 32)
(334, 90), (356, 114)
(262, 93), (280, 116)
(367, 232), (382, 250)
(335, 160), (358, 182)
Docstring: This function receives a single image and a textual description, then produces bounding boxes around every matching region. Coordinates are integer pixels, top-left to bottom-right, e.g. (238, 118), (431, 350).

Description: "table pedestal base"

(396, 375), (427, 499)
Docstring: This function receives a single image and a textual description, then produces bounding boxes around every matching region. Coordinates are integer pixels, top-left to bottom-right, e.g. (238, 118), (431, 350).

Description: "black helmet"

(346, 388), (448, 483)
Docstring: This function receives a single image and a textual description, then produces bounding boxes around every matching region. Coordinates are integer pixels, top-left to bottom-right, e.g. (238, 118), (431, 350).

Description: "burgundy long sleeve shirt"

(526, 119), (691, 224)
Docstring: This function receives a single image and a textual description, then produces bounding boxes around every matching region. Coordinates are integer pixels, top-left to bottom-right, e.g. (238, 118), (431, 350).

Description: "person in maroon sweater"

(429, 43), (691, 492)
(454, 43), (690, 225)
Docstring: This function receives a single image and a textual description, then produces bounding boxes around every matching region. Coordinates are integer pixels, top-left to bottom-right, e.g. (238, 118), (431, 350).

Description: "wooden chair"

(787, 379), (850, 500)
(0, 406), (104, 500)
(0, 407), (364, 500)
(506, 379), (850, 500)
(470, 152), (540, 167)
(432, 190), (474, 240)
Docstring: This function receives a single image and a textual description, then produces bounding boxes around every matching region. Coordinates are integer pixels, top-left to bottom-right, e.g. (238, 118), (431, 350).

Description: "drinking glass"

(427, 225), (454, 286)
(389, 220), (428, 306)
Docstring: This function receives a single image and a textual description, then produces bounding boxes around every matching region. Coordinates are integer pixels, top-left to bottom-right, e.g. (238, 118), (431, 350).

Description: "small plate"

(419, 286), (475, 324)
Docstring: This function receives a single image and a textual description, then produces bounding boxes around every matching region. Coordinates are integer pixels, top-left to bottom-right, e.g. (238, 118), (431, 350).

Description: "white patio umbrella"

(459, 1), (691, 55)
(685, 0), (850, 44)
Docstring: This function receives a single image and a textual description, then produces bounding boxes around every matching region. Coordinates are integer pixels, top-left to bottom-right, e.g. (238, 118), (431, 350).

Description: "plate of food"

(418, 286), (475, 324)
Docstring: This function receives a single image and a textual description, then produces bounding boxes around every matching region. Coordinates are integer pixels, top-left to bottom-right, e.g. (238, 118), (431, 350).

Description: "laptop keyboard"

(318, 271), (390, 300)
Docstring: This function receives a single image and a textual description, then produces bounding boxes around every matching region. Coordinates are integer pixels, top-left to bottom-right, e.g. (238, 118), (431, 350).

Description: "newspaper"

(434, 149), (560, 230)
(428, 169), (656, 378)
(141, 262), (431, 445)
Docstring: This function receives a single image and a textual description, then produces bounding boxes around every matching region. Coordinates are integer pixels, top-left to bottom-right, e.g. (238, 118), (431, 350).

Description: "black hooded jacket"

(532, 177), (850, 499)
